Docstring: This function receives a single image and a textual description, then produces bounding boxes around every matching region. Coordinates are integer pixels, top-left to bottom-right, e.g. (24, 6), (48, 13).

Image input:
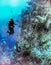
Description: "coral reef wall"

(16, 0), (51, 65)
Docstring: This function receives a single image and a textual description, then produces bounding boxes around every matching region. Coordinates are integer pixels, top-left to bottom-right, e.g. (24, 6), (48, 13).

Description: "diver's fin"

(7, 30), (14, 35)
(7, 31), (10, 33)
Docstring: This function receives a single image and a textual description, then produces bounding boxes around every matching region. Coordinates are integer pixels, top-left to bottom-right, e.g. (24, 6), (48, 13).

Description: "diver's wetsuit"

(8, 19), (15, 35)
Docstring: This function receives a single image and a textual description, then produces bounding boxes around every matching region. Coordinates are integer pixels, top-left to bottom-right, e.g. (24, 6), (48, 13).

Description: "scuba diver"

(7, 18), (16, 35)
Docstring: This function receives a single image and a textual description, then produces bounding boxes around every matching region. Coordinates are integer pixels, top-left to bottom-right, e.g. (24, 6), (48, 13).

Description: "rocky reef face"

(16, 0), (51, 65)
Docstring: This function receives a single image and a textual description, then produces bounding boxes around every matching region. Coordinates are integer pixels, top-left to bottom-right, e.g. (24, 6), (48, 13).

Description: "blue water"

(0, 0), (29, 50)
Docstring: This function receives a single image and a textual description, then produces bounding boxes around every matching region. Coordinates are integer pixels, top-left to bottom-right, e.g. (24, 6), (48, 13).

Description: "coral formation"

(16, 0), (51, 65)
